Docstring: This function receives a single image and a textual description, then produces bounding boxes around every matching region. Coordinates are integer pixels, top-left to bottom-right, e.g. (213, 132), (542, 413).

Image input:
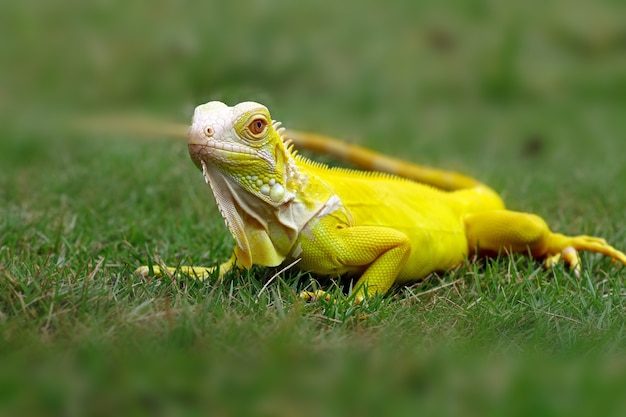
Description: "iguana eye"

(248, 117), (268, 137)
(205, 126), (214, 137)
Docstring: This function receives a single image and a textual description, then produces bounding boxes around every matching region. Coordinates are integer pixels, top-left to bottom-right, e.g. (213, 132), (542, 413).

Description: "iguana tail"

(75, 115), (189, 140)
(288, 130), (484, 191)
(76, 115), (485, 191)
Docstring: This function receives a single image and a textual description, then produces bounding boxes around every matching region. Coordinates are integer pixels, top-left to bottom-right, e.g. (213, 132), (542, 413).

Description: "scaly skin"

(136, 101), (626, 302)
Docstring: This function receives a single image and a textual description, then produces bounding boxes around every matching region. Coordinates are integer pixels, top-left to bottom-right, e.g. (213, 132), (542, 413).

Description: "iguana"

(133, 101), (626, 302)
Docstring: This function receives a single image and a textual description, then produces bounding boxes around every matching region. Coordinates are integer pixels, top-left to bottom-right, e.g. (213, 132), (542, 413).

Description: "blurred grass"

(2, 0), (626, 415)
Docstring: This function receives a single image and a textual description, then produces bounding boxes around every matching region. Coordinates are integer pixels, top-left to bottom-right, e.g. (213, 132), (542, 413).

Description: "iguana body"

(137, 101), (626, 301)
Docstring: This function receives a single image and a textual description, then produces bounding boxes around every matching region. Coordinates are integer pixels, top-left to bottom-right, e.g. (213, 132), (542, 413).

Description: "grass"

(2, 0), (626, 415)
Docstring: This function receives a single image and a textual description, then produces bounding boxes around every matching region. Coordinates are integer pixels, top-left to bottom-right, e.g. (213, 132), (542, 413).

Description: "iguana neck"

(201, 149), (336, 268)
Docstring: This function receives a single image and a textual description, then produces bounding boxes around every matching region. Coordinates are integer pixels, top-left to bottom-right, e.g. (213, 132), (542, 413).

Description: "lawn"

(2, 0), (626, 415)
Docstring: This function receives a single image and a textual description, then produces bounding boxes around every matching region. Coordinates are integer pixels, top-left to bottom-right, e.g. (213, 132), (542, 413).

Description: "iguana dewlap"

(137, 101), (626, 302)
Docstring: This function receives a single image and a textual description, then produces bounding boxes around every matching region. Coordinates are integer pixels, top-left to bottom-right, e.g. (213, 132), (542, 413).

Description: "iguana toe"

(135, 265), (164, 277)
(300, 290), (332, 303)
(543, 246), (581, 277)
(561, 246), (582, 277)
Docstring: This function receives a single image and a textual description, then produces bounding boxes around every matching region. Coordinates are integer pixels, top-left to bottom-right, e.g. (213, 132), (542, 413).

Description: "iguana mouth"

(201, 140), (255, 155)
(189, 139), (258, 166)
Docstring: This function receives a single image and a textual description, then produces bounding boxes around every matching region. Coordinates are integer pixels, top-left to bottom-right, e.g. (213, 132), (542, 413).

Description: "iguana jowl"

(137, 101), (626, 302)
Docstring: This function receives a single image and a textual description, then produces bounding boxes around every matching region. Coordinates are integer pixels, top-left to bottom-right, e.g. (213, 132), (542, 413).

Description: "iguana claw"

(300, 290), (332, 303)
(543, 246), (581, 277)
(135, 265), (163, 277)
(300, 290), (365, 304)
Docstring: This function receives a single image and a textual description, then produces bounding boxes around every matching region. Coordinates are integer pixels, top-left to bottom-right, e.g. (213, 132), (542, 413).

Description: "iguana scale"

(135, 101), (626, 302)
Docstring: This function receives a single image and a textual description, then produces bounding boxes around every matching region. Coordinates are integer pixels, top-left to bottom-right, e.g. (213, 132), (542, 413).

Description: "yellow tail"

(75, 115), (189, 139)
(288, 130), (484, 191)
(76, 114), (487, 191)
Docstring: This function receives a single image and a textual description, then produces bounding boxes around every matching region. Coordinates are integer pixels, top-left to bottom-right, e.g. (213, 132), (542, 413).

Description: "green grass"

(2, 0), (626, 415)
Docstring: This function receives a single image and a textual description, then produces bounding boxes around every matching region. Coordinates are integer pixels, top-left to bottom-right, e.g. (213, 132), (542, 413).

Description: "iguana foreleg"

(135, 254), (237, 280)
(297, 219), (412, 303)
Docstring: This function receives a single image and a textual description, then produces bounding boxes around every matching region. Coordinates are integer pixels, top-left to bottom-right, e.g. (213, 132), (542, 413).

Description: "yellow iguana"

(132, 101), (626, 302)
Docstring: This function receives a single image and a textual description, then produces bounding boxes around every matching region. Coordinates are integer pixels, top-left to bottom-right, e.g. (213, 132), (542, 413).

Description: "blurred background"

(4, 0), (626, 106)
(2, 0), (625, 127)
(2, 0), (625, 195)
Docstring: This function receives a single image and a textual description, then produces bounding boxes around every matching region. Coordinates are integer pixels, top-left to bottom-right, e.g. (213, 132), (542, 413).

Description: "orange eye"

(248, 118), (267, 136)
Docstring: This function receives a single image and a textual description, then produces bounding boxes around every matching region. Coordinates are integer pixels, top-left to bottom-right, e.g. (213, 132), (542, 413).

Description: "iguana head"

(188, 101), (295, 206)
(186, 101), (336, 268)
